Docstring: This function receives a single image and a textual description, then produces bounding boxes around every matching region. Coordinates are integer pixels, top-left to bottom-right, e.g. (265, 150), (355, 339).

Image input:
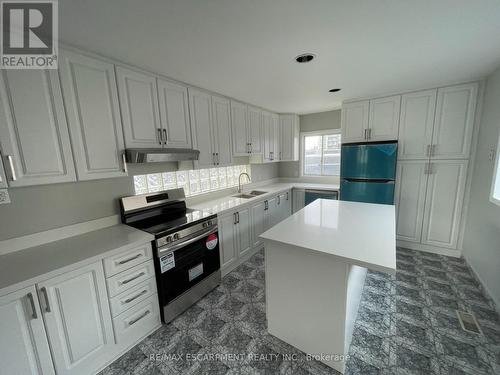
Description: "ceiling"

(59, 0), (500, 114)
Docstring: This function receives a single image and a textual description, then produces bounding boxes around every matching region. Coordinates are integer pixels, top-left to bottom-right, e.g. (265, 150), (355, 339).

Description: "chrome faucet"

(238, 172), (251, 193)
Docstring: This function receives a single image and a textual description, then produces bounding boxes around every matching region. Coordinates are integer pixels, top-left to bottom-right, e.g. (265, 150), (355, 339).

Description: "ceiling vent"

(295, 53), (315, 63)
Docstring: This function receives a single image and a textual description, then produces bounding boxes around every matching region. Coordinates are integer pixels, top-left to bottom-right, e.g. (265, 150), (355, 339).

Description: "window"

(491, 133), (500, 206)
(301, 130), (341, 176)
(133, 165), (251, 197)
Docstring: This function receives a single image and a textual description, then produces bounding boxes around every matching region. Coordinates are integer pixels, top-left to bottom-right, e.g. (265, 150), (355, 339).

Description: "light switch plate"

(0, 189), (11, 204)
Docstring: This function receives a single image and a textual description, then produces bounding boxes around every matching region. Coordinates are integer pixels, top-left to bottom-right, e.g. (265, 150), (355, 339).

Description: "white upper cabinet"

(247, 105), (262, 154)
(231, 101), (249, 156)
(394, 161), (428, 243)
(39, 261), (114, 375)
(431, 82), (478, 160)
(211, 95), (233, 166)
(272, 113), (280, 161)
(398, 90), (437, 160)
(189, 88), (214, 168)
(59, 50), (127, 180)
(421, 160), (468, 249)
(116, 66), (161, 148)
(368, 95), (400, 141)
(280, 114), (299, 161)
(262, 110), (274, 162)
(157, 79), (192, 149)
(0, 70), (76, 186)
(341, 100), (369, 143)
(0, 285), (55, 375)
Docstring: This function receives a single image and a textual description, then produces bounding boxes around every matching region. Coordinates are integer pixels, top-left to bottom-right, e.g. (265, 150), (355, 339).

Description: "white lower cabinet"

(0, 286), (55, 375)
(251, 200), (266, 249)
(39, 261), (115, 375)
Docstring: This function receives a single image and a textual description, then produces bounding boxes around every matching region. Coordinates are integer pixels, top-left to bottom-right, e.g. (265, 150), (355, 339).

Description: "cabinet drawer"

(112, 294), (160, 346)
(109, 277), (157, 317)
(103, 243), (152, 277)
(106, 260), (155, 297)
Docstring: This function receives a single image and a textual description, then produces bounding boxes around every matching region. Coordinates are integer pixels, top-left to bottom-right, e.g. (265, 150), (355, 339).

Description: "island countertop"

(260, 199), (396, 274)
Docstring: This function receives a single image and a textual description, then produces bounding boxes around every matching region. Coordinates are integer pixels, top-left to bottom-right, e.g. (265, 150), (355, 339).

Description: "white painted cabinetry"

(39, 261), (115, 375)
(0, 286), (55, 375)
(231, 101), (250, 156)
(368, 95), (401, 141)
(248, 105), (263, 154)
(0, 70), (76, 186)
(59, 50), (127, 181)
(279, 114), (299, 161)
(251, 200), (266, 249)
(341, 100), (369, 143)
(211, 95), (233, 166)
(116, 67), (162, 148)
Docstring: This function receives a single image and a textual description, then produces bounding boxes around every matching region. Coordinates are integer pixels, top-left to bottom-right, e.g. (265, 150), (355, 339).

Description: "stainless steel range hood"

(125, 148), (200, 163)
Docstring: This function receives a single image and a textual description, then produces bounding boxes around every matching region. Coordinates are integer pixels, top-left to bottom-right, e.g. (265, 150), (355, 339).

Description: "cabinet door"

(39, 261), (114, 375)
(219, 212), (238, 271)
(277, 192), (290, 223)
(0, 286), (55, 375)
(272, 114), (280, 161)
(394, 161), (428, 243)
(116, 66), (161, 148)
(262, 111), (272, 161)
(211, 95), (233, 166)
(237, 207), (252, 257)
(189, 88), (215, 168)
(341, 100), (369, 143)
(421, 160), (468, 249)
(266, 197), (278, 230)
(251, 200), (266, 248)
(431, 82), (478, 160)
(59, 50), (127, 180)
(247, 105), (262, 154)
(368, 95), (400, 141)
(0, 70), (76, 186)
(231, 101), (249, 156)
(157, 79), (192, 148)
(280, 114), (299, 161)
(398, 90), (436, 160)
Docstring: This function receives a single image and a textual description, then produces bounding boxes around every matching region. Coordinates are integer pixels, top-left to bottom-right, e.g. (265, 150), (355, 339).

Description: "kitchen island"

(260, 199), (396, 373)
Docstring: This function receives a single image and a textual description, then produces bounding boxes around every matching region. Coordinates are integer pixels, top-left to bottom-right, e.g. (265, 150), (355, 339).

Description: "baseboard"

(397, 240), (462, 258)
(465, 258), (500, 311)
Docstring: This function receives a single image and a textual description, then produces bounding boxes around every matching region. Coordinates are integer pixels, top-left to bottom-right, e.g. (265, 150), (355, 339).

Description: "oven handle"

(158, 226), (218, 256)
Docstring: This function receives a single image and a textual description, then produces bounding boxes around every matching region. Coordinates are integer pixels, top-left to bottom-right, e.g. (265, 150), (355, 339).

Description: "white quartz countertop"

(260, 199), (396, 274)
(0, 225), (154, 291)
(191, 182), (339, 215)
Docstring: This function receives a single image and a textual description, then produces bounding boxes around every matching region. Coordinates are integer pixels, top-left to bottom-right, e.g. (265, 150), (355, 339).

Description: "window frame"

(300, 129), (341, 178)
(490, 132), (500, 206)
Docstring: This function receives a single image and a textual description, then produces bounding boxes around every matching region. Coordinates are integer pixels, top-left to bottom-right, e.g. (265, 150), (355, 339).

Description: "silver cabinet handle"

(128, 310), (150, 326)
(277, 195), (280, 205)
(236, 212), (240, 223)
(7, 155), (16, 181)
(249, 143), (253, 153)
(163, 129), (168, 145)
(39, 287), (50, 313)
(121, 272), (145, 285)
(286, 192), (289, 201)
(123, 289), (148, 304)
(216, 153), (219, 165)
(279, 151), (282, 160)
(368, 128), (372, 139)
(116, 253), (142, 265)
(264, 200), (268, 210)
(363, 129), (367, 140)
(233, 212), (237, 225)
(157, 128), (163, 145)
(247, 143), (250, 154)
(122, 153), (128, 173)
(27, 293), (38, 319)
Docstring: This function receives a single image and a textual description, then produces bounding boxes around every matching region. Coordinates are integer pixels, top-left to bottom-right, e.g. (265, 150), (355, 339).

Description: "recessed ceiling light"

(295, 53), (315, 63)
(329, 88), (341, 93)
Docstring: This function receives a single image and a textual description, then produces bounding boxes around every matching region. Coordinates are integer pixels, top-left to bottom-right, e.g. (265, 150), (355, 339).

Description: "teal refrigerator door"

(340, 180), (395, 205)
(341, 142), (397, 179)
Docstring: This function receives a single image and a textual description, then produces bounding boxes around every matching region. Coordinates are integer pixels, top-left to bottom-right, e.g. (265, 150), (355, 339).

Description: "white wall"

(463, 66), (500, 307)
(279, 109), (341, 183)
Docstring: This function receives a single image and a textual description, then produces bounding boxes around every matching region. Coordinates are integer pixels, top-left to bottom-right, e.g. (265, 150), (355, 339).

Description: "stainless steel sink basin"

(249, 190), (267, 196)
(233, 194), (255, 199)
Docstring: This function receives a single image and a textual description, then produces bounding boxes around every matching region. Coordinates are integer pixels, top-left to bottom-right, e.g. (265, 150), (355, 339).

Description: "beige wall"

(463, 66), (500, 306)
(279, 109), (341, 181)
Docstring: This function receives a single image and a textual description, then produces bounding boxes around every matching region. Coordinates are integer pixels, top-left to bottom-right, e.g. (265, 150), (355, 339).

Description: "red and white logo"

(206, 234), (218, 250)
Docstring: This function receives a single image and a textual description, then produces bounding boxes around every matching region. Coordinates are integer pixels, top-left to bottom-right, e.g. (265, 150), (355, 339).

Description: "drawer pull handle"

(121, 272), (145, 285)
(128, 310), (150, 326)
(116, 253), (142, 265)
(39, 287), (51, 313)
(27, 293), (37, 319)
(123, 289), (148, 304)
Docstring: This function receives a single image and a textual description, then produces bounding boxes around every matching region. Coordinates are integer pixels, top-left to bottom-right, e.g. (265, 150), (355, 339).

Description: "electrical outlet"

(0, 189), (11, 204)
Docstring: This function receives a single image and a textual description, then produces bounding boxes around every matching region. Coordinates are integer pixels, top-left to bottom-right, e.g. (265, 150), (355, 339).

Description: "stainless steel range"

(120, 188), (220, 323)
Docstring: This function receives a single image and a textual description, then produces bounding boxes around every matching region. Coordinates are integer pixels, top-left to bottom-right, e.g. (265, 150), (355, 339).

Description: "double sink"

(233, 190), (267, 199)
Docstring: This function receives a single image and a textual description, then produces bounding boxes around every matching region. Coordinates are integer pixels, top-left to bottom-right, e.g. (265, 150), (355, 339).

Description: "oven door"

(156, 228), (220, 305)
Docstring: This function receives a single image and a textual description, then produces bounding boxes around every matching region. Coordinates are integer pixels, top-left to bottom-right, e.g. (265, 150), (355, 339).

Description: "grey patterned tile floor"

(100, 248), (500, 374)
